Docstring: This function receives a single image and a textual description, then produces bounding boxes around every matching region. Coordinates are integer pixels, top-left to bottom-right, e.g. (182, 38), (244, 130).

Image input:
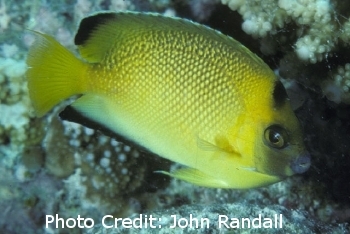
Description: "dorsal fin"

(74, 11), (266, 65)
(75, 13), (117, 46)
(74, 12), (119, 63)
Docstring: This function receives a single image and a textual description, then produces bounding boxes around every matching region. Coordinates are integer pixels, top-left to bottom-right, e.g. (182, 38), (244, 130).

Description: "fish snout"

(290, 152), (311, 174)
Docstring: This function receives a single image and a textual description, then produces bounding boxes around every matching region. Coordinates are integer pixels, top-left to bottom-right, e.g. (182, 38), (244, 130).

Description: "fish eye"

(264, 125), (288, 149)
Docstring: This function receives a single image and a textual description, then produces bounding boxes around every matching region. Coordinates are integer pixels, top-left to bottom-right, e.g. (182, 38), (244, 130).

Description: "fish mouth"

(290, 152), (311, 174)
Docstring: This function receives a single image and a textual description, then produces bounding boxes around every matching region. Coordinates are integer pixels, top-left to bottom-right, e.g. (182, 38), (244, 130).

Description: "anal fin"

(156, 168), (228, 188)
(71, 94), (119, 130)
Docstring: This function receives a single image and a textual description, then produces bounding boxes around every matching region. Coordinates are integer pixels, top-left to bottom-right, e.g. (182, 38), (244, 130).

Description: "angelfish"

(26, 12), (310, 188)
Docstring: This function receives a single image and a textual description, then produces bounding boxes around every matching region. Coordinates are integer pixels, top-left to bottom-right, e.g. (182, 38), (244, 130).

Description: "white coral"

(221, 0), (336, 63)
(222, 0), (286, 38)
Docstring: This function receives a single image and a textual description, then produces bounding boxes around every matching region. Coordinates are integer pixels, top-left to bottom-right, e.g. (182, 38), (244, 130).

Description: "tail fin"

(26, 32), (88, 117)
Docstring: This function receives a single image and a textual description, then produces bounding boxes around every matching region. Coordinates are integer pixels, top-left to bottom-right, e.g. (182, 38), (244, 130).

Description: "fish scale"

(96, 32), (237, 138)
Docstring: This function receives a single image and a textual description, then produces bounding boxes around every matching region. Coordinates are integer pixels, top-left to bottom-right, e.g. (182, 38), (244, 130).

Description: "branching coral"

(221, 0), (336, 63)
(221, 0), (287, 37)
(279, 0), (335, 63)
(0, 56), (32, 148)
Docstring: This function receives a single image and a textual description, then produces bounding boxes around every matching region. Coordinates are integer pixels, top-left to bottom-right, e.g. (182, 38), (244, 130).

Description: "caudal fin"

(26, 32), (88, 117)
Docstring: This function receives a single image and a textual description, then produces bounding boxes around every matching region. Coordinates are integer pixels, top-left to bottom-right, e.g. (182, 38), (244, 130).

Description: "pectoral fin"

(197, 136), (241, 162)
(156, 168), (228, 188)
(196, 137), (223, 152)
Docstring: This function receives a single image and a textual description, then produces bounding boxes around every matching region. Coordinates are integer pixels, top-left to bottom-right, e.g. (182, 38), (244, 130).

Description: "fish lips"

(290, 152), (311, 174)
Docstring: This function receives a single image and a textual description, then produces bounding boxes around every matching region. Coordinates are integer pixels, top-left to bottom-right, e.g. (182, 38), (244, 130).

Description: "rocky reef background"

(0, 0), (349, 233)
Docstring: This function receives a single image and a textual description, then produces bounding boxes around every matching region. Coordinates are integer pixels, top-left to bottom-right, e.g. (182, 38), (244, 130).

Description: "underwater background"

(0, 0), (350, 233)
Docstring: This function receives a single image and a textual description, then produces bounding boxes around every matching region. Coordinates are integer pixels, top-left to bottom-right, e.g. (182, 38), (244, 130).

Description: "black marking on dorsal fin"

(75, 13), (117, 46)
(273, 80), (289, 109)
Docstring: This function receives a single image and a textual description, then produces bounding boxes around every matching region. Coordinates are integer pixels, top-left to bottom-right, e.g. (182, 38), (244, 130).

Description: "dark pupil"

(269, 131), (280, 144)
(264, 124), (288, 149)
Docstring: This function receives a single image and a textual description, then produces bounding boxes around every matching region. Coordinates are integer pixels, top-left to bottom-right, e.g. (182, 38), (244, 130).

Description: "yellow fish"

(26, 12), (310, 189)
